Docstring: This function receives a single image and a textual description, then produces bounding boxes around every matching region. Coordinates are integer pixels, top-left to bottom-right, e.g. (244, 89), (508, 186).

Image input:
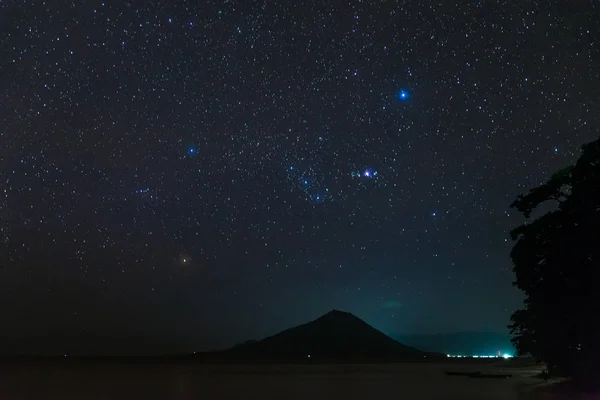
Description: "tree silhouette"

(509, 137), (600, 383)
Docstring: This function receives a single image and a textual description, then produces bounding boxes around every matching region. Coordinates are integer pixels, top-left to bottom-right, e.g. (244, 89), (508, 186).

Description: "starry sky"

(1, 1), (599, 355)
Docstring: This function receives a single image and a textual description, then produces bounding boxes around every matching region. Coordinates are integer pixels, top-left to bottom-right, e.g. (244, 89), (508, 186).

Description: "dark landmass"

(219, 310), (444, 362)
(393, 332), (514, 356)
(0, 310), (445, 363)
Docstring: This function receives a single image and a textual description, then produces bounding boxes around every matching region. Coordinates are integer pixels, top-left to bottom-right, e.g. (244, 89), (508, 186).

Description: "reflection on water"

(0, 363), (529, 399)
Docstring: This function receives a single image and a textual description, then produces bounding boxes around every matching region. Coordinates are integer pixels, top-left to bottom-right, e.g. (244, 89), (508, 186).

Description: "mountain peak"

(320, 309), (354, 318)
(326, 309), (348, 315)
(225, 310), (444, 361)
(315, 309), (369, 326)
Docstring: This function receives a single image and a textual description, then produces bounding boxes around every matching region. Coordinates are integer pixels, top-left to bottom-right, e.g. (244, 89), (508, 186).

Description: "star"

(363, 169), (377, 178)
(398, 90), (409, 100)
(180, 255), (192, 265)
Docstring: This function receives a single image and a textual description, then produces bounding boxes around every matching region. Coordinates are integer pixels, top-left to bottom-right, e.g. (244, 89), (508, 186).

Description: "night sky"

(1, 1), (598, 355)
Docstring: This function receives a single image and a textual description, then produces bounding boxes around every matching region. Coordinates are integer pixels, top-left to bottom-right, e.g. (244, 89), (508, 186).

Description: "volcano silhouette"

(225, 310), (442, 361)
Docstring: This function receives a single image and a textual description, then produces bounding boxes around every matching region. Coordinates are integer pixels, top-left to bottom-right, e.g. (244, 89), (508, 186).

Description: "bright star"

(398, 90), (409, 100)
(362, 169), (377, 178)
(312, 193), (325, 204)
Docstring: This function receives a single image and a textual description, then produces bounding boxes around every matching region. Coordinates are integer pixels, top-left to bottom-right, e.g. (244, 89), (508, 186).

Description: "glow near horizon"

(446, 353), (513, 359)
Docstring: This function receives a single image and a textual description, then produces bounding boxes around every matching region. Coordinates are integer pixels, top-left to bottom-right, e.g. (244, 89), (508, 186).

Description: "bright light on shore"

(445, 353), (513, 359)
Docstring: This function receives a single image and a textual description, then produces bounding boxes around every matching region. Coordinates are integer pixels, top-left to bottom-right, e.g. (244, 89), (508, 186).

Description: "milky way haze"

(0, 1), (598, 354)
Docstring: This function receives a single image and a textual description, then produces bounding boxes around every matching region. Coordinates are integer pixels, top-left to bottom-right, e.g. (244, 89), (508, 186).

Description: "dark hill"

(223, 310), (443, 362)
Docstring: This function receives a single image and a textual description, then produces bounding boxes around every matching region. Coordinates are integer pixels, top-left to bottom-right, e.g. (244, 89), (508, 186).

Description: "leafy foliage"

(509, 138), (600, 382)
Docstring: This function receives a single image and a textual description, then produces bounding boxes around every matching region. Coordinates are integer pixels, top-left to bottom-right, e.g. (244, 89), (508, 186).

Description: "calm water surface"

(0, 362), (537, 399)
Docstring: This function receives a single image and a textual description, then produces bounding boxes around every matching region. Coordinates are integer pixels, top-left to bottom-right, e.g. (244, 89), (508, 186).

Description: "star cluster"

(0, 1), (598, 353)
